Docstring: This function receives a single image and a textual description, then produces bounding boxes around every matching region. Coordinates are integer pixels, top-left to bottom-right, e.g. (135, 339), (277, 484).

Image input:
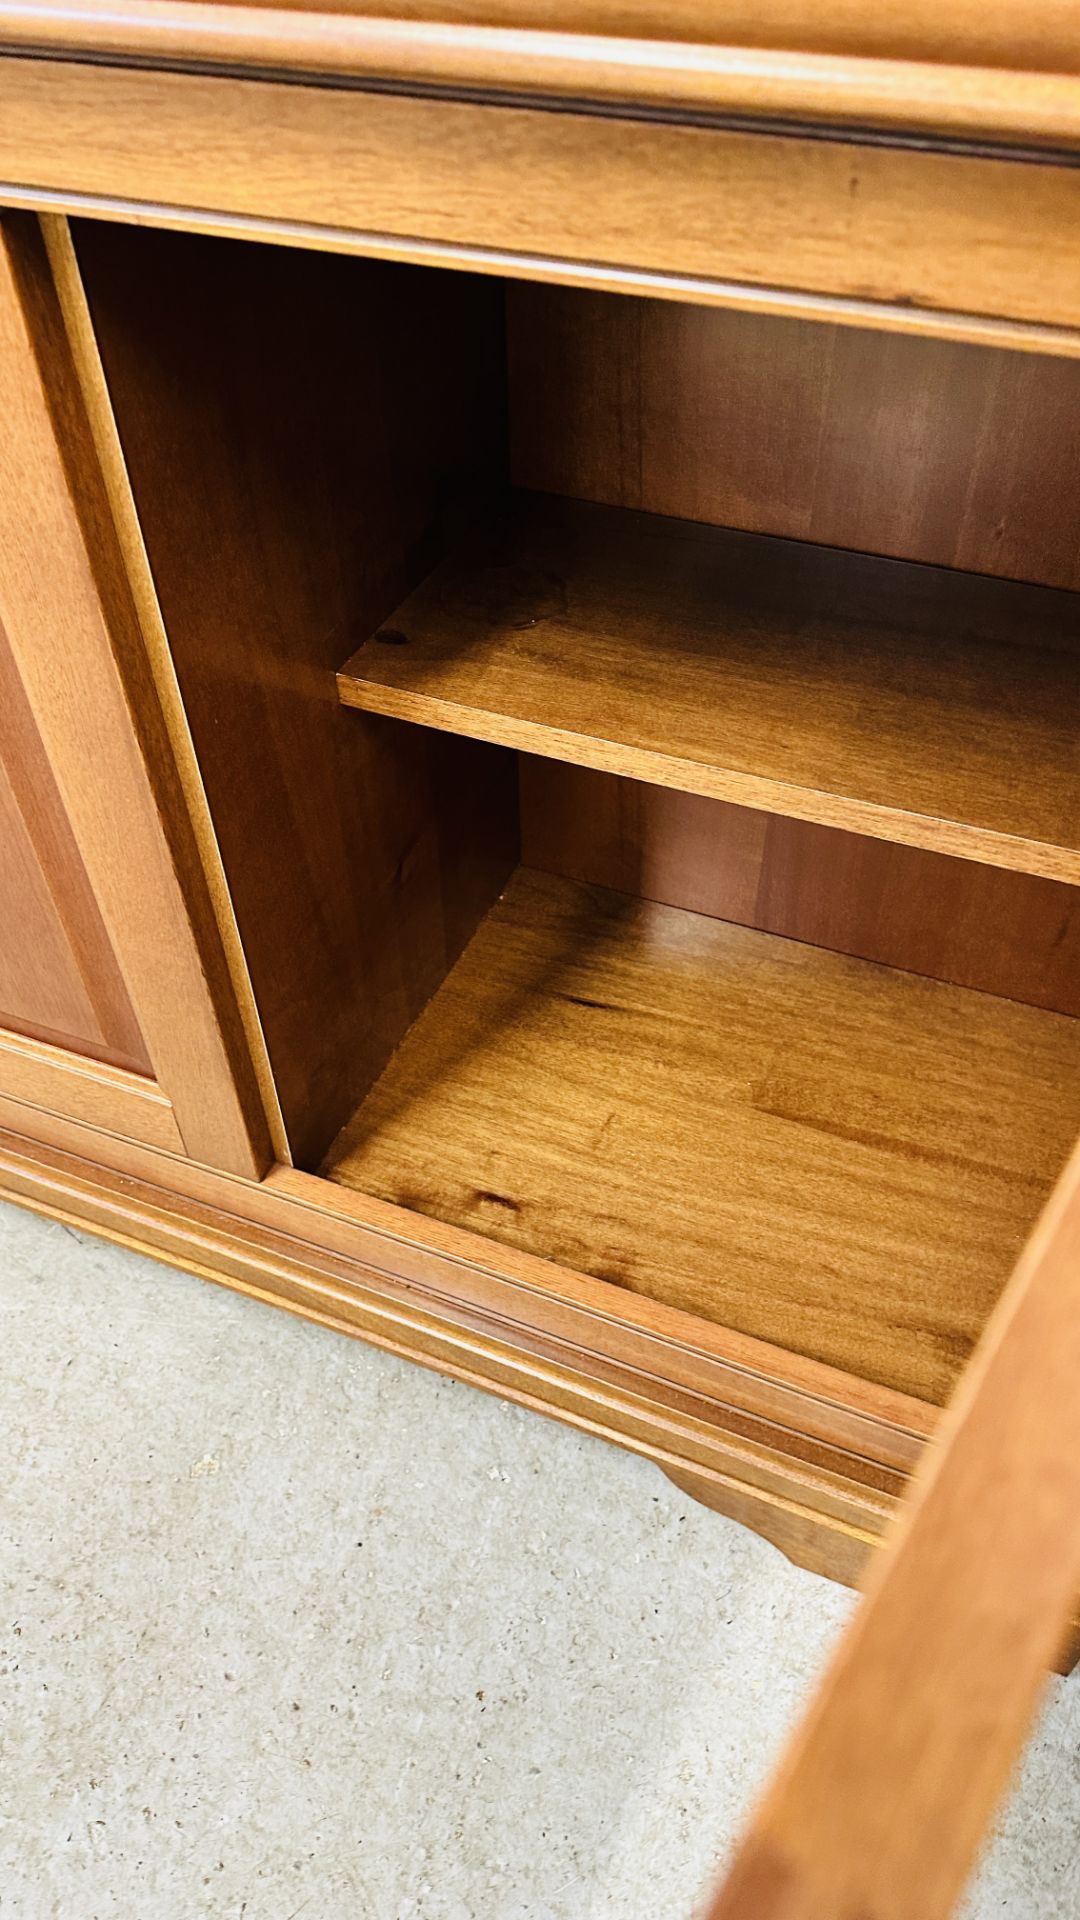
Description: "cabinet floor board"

(323, 868), (1080, 1406)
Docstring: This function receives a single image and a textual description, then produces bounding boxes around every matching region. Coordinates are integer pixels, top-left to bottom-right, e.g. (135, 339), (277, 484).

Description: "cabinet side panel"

(73, 222), (517, 1168)
(508, 286), (1080, 591)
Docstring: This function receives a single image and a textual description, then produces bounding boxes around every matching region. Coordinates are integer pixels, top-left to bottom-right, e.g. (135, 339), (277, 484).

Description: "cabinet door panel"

(0, 752), (107, 1052)
(705, 1139), (1080, 1920)
(0, 212), (268, 1174)
(0, 623), (149, 1069)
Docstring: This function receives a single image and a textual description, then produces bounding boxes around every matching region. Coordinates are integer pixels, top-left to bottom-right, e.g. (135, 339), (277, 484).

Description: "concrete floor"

(2, 1198), (1078, 1919)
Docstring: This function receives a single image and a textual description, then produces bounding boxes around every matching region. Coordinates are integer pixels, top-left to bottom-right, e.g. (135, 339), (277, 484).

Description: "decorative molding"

(2, 1), (1080, 149)
(0, 1105), (936, 1581)
(0, 1027), (184, 1149)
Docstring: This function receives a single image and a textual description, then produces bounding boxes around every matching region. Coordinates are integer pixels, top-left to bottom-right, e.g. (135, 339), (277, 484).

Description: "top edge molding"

(2, 0), (1080, 149)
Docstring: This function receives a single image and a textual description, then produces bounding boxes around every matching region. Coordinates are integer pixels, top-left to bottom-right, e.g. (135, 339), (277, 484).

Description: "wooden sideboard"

(3, 7), (1080, 1914)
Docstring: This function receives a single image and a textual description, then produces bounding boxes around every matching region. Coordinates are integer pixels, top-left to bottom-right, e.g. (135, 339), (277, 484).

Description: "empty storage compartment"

(72, 218), (1080, 1412)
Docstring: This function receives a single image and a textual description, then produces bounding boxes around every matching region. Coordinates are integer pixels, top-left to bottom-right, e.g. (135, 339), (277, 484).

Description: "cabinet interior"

(71, 218), (1080, 1409)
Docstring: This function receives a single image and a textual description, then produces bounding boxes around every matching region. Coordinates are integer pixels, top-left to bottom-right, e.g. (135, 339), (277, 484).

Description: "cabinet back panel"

(508, 286), (1080, 590)
(521, 761), (1080, 1018)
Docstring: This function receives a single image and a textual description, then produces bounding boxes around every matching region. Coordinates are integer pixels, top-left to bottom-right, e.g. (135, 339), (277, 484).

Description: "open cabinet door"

(703, 1133), (1080, 1920)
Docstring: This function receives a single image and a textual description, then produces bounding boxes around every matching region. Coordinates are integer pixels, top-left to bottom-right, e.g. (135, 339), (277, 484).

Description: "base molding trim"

(4, 1118), (1076, 1669)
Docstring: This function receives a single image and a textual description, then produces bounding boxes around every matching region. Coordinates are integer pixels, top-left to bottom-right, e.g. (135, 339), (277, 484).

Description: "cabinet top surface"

(3, 0), (1077, 64)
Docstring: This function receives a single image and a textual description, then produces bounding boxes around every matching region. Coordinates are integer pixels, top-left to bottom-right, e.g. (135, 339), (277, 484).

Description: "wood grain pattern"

(520, 762), (1080, 1018)
(324, 867), (1080, 1405)
(706, 1134), (1080, 1920)
(338, 492), (1080, 882)
(0, 213), (268, 1171)
(508, 287), (1080, 592)
(74, 219), (517, 1167)
(6, 0), (1080, 148)
(4, 60), (1080, 346)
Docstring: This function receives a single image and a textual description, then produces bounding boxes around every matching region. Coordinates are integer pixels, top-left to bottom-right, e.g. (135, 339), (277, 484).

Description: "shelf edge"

(337, 665), (1080, 887)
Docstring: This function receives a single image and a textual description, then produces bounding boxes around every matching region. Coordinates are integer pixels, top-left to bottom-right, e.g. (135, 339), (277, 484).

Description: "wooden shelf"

(323, 868), (1080, 1407)
(338, 492), (1080, 883)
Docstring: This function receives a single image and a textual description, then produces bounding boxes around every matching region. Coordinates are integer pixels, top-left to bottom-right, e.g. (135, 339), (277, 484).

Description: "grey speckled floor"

(1, 1196), (1078, 1920)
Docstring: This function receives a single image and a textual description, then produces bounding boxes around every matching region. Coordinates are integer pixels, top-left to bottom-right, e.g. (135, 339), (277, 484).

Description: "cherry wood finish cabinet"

(2, 6), (1080, 1914)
